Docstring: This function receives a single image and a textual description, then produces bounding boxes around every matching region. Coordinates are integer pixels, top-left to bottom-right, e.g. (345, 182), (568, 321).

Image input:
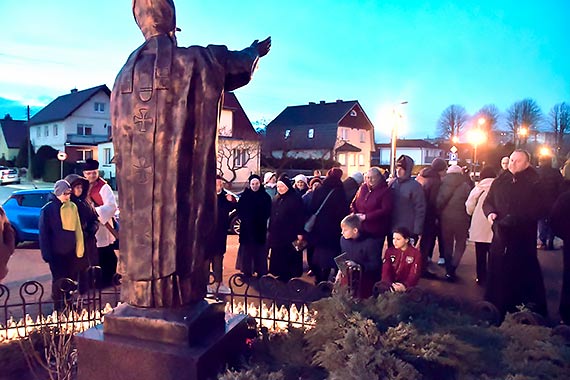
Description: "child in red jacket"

(381, 227), (422, 292)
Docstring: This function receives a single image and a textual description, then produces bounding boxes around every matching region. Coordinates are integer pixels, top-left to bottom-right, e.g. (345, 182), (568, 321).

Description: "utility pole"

(27, 106), (33, 181)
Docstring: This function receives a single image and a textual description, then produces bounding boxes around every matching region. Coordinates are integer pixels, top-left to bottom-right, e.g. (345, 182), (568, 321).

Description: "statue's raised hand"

(251, 37), (271, 57)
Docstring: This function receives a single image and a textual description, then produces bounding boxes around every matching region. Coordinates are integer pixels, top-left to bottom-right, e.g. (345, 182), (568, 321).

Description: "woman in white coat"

(465, 166), (498, 285)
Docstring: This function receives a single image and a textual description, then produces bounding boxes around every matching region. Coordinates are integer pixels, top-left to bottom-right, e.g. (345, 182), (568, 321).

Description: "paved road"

(2, 233), (565, 324)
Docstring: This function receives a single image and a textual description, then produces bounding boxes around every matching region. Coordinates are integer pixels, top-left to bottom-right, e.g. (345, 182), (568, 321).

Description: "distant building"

(373, 139), (443, 167)
(264, 100), (375, 176)
(29, 85), (111, 163)
(0, 114), (27, 162)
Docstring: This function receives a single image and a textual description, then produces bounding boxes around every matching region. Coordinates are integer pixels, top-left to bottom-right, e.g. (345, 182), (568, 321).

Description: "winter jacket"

(436, 173), (471, 224)
(65, 174), (99, 266)
(381, 245), (422, 288)
(88, 178), (117, 248)
(343, 177), (360, 205)
(551, 191), (570, 241)
(340, 233), (383, 298)
(536, 164), (563, 213)
(39, 194), (80, 263)
(308, 176), (349, 254)
(237, 187), (271, 245)
(416, 167), (442, 225)
(390, 156), (426, 236)
(267, 190), (305, 248)
(465, 177), (494, 243)
(351, 181), (393, 239)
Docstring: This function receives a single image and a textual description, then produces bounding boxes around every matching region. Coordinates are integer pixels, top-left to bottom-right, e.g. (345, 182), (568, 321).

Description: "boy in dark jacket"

(337, 214), (383, 298)
(39, 180), (85, 310)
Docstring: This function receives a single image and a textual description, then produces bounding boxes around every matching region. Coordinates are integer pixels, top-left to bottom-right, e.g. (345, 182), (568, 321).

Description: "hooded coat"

(237, 187), (271, 245)
(64, 174), (100, 267)
(482, 166), (547, 316)
(390, 156), (426, 236)
(111, 2), (262, 306)
(436, 172), (471, 225)
(465, 177), (494, 243)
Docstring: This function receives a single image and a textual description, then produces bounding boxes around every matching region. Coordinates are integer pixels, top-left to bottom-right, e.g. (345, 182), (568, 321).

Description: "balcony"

(66, 134), (109, 145)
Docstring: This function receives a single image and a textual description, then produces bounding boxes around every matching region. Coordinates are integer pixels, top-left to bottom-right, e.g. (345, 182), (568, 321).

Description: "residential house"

(373, 139), (443, 168)
(264, 100), (375, 176)
(92, 91), (260, 188)
(29, 85), (111, 163)
(0, 114), (27, 162)
(217, 92), (261, 187)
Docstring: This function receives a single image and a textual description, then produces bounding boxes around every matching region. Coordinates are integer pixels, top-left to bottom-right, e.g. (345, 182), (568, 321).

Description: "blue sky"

(1, 0), (568, 141)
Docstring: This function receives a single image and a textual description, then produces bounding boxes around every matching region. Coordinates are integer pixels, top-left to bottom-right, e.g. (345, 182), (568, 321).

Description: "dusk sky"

(1, 0), (568, 141)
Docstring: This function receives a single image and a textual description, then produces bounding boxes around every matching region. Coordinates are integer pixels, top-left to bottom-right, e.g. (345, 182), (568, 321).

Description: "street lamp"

(467, 127), (486, 174)
(518, 126), (528, 147)
(389, 101), (408, 178)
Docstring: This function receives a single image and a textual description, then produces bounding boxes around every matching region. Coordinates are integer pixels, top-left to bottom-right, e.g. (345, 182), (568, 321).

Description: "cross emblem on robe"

(133, 108), (153, 133)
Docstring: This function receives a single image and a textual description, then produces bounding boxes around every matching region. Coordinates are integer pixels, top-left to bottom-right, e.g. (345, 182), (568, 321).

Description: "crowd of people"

(233, 150), (570, 324)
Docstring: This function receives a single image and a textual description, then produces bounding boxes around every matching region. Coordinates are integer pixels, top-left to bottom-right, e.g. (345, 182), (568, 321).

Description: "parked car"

(3, 189), (51, 244)
(0, 166), (20, 185)
(3, 188), (241, 245)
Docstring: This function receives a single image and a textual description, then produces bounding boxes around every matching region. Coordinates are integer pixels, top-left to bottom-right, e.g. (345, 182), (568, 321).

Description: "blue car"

(3, 189), (52, 245)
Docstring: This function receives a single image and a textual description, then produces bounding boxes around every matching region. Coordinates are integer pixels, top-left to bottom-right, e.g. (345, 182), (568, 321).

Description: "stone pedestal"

(76, 299), (248, 380)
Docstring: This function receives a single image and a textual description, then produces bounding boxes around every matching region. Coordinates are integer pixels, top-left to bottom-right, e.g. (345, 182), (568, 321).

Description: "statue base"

(76, 299), (249, 380)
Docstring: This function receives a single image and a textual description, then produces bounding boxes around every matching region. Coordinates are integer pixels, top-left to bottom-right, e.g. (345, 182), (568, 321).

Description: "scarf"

(60, 201), (84, 258)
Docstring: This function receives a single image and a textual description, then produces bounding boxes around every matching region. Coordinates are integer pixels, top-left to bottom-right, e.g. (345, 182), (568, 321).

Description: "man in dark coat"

(110, 0), (271, 307)
(308, 168), (349, 283)
(209, 176), (237, 293)
(550, 190), (570, 324)
(416, 157), (447, 273)
(483, 149), (548, 318)
(536, 155), (563, 250)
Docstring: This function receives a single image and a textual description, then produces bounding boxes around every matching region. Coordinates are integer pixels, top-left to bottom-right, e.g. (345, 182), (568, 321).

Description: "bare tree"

(217, 140), (260, 184)
(505, 99), (543, 142)
(549, 102), (570, 152)
(473, 104), (501, 133)
(437, 105), (468, 140)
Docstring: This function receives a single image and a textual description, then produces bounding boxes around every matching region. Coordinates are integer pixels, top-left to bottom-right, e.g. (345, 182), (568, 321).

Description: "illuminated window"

(360, 131), (366, 143)
(359, 154), (365, 166)
(284, 129), (291, 139)
(338, 153), (346, 165)
(349, 154), (355, 166)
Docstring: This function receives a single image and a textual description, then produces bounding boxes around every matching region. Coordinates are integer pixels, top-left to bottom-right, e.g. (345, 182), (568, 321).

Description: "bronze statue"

(110, 0), (270, 308)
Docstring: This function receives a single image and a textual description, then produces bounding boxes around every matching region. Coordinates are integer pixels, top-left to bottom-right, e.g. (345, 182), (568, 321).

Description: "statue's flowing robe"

(111, 34), (258, 308)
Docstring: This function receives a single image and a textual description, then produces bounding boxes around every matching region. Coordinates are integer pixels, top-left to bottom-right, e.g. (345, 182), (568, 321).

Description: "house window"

(337, 153), (346, 166)
(44, 125), (49, 137)
(78, 150), (93, 160)
(360, 131), (366, 143)
(94, 102), (105, 112)
(308, 129), (314, 139)
(284, 129), (291, 139)
(340, 128), (348, 141)
(77, 124), (94, 135)
(350, 110), (357, 117)
(233, 149), (248, 168)
(104, 148), (112, 165)
(53, 124), (58, 136)
(348, 153), (355, 166)
(36, 127), (41, 138)
(359, 154), (365, 166)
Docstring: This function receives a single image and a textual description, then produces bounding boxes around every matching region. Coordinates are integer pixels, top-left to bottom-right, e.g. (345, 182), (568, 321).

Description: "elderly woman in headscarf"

(263, 172), (277, 199)
(308, 168), (350, 283)
(236, 174), (272, 278)
(268, 174), (305, 282)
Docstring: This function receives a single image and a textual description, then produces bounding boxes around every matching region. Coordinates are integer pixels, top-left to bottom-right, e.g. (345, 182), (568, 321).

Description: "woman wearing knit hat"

(293, 174), (309, 196)
(236, 174), (272, 278)
(39, 180), (85, 310)
(267, 174), (305, 282)
(263, 172), (277, 199)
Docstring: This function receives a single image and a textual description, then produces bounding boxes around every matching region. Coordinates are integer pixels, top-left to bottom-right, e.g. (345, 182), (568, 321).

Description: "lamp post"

(518, 125), (528, 148)
(468, 126), (486, 175)
(389, 101), (408, 178)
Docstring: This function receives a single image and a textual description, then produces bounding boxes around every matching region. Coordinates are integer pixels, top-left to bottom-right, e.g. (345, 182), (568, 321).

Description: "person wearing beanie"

(293, 174), (309, 196)
(236, 174), (272, 279)
(82, 158), (118, 288)
(39, 179), (85, 310)
(465, 166), (497, 285)
(416, 157), (448, 273)
(390, 155), (426, 247)
(308, 167), (349, 283)
(267, 174), (305, 282)
(264, 172), (277, 199)
(436, 163), (471, 281)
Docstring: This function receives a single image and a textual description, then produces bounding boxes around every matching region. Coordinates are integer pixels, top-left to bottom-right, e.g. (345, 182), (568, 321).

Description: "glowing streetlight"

(518, 126), (528, 147)
(452, 135), (459, 144)
(539, 146), (551, 157)
(468, 119), (487, 173)
(389, 101), (408, 178)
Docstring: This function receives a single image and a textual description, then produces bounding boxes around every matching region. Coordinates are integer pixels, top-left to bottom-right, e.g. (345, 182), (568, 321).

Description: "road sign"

(449, 152), (458, 162)
(450, 146), (458, 154)
(57, 152), (67, 161)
